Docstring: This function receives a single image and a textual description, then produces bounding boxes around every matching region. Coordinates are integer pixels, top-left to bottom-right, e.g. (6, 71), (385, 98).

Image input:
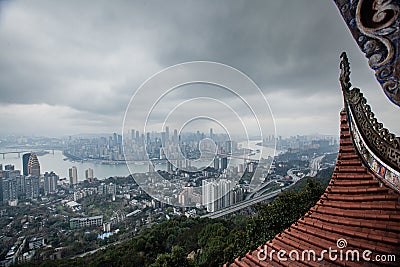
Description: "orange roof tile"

(225, 110), (400, 266)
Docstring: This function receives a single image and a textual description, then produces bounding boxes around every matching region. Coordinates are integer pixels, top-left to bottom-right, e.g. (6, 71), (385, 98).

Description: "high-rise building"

(1, 169), (23, 204)
(218, 179), (233, 208)
(185, 158), (191, 169)
(28, 153), (40, 176)
(165, 126), (170, 142)
(98, 183), (106, 195)
(44, 172), (59, 195)
(146, 132), (151, 144)
(238, 163), (244, 173)
(97, 183), (116, 196)
(113, 133), (118, 146)
(202, 179), (218, 212)
(135, 130), (140, 142)
(16, 175), (25, 198)
(173, 129), (178, 144)
(161, 132), (166, 147)
(85, 168), (94, 181)
(69, 166), (78, 186)
(25, 175), (39, 200)
(107, 183), (116, 195)
(247, 162), (255, 173)
(213, 157), (220, 170)
(202, 178), (233, 212)
(225, 141), (232, 154)
(221, 157), (228, 170)
(167, 161), (173, 173)
(130, 129), (135, 140)
(4, 164), (15, 171)
(22, 153), (31, 176)
(117, 134), (122, 145)
(2, 176), (17, 204)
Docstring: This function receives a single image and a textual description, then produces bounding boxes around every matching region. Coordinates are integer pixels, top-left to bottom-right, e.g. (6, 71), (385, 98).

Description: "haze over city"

(0, 1), (399, 266)
(0, 0), (398, 138)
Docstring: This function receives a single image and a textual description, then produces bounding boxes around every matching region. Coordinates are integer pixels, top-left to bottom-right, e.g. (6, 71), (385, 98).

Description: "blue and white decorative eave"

(334, 0), (400, 107)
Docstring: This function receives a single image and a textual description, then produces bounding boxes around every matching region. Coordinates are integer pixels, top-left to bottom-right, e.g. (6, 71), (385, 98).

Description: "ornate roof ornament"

(340, 52), (400, 173)
(340, 52), (352, 92)
(334, 0), (400, 107)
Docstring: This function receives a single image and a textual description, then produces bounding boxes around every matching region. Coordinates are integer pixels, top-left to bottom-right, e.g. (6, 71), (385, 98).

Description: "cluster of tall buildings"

(68, 166), (94, 185)
(64, 128), (238, 170)
(1, 152), (98, 206)
(213, 156), (228, 170)
(65, 133), (125, 161)
(98, 182), (117, 196)
(0, 153), (50, 205)
(201, 179), (244, 212)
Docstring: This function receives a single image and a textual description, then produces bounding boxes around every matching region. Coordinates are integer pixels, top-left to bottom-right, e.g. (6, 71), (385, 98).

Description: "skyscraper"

(202, 178), (233, 212)
(173, 129), (178, 144)
(221, 157), (228, 170)
(44, 172), (59, 195)
(28, 153), (40, 176)
(165, 126), (170, 142)
(85, 168), (94, 181)
(213, 157), (220, 170)
(4, 164), (15, 171)
(135, 130), (140, 142)
(22, 153), (31, 176)
(25, 175), (39, 200)
(1, 169), (22, 204)
(161, 132), (166, 146)
(69, 166), (78, 186)
(167, 161), (173, 173)
(202, 179), (218, 212)
(2, 176), (17, 204)
(146, 132), (151, 145)
(130, 129), (135, 140)
(225, 140), (232, 154)
(113, 132), (118, 146)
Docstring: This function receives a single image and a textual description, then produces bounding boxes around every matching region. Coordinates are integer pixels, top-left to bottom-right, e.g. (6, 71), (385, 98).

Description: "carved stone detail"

(340, 52), (400, 172)
(334, 0), (400, 107)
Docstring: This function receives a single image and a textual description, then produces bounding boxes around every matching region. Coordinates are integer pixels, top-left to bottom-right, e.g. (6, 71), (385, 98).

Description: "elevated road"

(308, 155), (325, 177)
(201, 190), (281, 219)
(201, 168), (302, 219)
(245, 180), (274, 199)
(0, 151), (30, 159)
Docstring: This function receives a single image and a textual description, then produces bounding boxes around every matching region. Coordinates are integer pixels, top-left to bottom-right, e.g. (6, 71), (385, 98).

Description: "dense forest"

(25, 177), (329, 267)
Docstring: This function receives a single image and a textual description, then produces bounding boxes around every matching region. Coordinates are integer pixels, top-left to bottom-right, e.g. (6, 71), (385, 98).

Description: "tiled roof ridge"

(226, 110), (400, 267)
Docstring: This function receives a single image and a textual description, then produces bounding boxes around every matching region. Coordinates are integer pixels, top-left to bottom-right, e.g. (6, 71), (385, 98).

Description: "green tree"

(151, 246), (194, 267)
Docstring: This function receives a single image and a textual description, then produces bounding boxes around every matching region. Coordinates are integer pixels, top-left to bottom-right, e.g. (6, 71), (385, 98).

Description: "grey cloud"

(0, 0), (398, 137)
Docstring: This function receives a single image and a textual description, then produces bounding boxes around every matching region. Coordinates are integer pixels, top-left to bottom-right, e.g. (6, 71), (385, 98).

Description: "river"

(0, 141), (278, 181)
(0, 150), (132, 181)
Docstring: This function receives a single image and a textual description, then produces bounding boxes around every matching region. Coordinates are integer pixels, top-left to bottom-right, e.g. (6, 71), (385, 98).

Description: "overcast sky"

(0, 0), (398, 138)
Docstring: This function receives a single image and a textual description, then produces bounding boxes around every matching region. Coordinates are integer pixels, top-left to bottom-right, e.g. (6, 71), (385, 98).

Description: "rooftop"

(226, 53), (400, 266)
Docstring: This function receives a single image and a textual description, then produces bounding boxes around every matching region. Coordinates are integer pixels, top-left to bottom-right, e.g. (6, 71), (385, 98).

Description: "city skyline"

(0, 1), (398, 265)
(0, 1), (398, 138)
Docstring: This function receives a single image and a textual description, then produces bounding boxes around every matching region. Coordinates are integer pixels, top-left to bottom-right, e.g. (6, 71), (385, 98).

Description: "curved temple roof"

(225, 54), (400, 266)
